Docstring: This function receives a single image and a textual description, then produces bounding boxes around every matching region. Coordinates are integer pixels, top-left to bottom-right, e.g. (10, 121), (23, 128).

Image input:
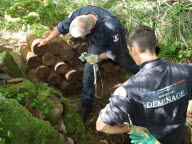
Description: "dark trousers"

(80, 44), (139, 104)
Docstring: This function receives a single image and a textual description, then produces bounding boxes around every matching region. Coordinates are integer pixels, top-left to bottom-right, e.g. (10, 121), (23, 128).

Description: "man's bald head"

(69, 15), (93, 38)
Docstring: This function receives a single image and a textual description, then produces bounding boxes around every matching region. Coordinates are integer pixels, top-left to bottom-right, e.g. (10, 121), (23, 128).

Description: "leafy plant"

(158, 44), (177, 58)
(107, 1), (191, 60)
(178, 49), (192, 59)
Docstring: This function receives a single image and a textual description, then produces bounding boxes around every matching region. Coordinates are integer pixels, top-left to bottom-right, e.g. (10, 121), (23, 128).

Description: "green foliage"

(1, 81), (87, 142)
(158, 43), (192, 62)
(0, 0), (81, 27)
(0, 99), (62, 144)
(0, 121), (6, 144)
(5, 1), (41, 16)
(20, 23), (47, 36)
(37, 4), (63, 26)
(158, 44), (178, 59)
(158, 2), (192, 49)
(178, 49), (192, 59)
(106, 1), (191, 60)
(32, 82), (62, 118)
(1, 79), (36, 103)
(0, 80), (64, 121)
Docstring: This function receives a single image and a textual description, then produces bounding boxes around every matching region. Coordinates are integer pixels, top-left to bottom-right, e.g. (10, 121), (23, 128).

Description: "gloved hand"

(128, 125), (149, 137)
(85, 54), (100, 65)
(129, 130), (161, 144)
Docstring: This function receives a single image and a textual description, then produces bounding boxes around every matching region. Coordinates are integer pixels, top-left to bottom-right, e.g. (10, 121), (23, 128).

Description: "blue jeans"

(80, 44), (139, 104)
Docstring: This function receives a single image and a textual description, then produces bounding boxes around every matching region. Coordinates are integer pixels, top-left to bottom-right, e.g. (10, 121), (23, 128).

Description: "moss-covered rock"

(0, 99), (68, 144)
(60, 97), (89, 144)
(1, 80), (65, 123)
(34, 83), (64, 122)
(0, 51), (26, 78)
(0, 80), (87, 143)
(1, 78), (36, 103)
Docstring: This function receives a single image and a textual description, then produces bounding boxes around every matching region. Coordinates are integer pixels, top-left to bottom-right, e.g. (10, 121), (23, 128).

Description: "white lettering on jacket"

(143, 80), (188, 109)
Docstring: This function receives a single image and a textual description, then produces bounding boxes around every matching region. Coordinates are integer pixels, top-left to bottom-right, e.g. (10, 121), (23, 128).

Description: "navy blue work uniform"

(57, 5), (139, 104)
(99, 59), (192, 144)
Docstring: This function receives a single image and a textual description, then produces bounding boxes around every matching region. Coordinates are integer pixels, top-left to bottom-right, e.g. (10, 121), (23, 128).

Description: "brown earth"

(67, 71), (132, 144)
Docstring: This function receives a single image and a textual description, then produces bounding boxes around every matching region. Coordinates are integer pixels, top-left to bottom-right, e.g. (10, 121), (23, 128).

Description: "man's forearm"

(99, 52), (109, 61)
(45, 27), (61, 42)
(96, 117), (128, 134)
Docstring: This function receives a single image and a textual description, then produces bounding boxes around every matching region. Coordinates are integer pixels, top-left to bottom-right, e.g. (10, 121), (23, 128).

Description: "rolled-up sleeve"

(57, 11), (76, 35)
(99, 87), (131, 126)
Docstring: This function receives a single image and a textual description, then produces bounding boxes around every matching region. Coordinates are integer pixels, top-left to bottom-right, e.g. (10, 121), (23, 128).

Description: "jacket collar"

(140, 58), (164, 71)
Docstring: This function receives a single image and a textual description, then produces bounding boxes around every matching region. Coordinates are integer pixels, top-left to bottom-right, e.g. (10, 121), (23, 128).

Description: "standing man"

(32, 5), (139, 122)
(96, 25), (192, 144)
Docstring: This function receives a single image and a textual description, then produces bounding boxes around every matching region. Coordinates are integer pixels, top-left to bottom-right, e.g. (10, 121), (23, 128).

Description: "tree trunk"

(62, 33), (72, 43)
(67, 53), (81, 67)
(35, 65), (51, 79)
(76, 42), (89, 55)
(48, 38), (65, 55)
(26, 33), (39, 45)
(67, 37), (82, 49)
(26, 33), (48, 56)
(42, 52), (56, 66)
(58, 79), (73, 95)
(20, 45), (42, 69)
(75, 65), (84, 80)
(62, 67), (80, 83)
(62, 33), (82, 49)
(59, 44), (75, 61)
(59, 79), (71, 91)
(47, 70), (61, 85)
(53, 56), (68, 74)
(59, 79), (82, 95)
(32, 45), (48, 56)
(26, 69), (42, 83)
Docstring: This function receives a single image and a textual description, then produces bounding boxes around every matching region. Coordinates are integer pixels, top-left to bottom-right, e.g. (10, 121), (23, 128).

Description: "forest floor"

(0, 28), (191, 144)
(0, 28), (132, 144)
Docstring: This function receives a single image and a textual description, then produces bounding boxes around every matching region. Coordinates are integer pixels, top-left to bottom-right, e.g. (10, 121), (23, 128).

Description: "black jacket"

(99, 59), (192, 144)
(57, 5), (127, 58)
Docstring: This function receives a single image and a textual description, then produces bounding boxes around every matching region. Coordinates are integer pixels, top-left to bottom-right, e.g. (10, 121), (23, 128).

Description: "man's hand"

(85, 54), (100, 65)
(128, 125), (149, 137)
(129, 130), (161, 144)
(32, 39), (48, 48)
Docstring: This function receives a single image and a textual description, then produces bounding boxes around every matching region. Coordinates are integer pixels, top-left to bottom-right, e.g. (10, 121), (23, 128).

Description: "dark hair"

(127, 25), (156, 53)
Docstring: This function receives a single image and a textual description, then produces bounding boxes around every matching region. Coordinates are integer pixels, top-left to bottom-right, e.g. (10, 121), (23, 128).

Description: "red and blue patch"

(113, 34), (120, 42)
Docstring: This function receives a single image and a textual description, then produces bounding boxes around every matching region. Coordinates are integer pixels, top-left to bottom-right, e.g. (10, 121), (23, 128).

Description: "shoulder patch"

(68, 11), (74, 19)
(113, 34), (120, 42)
(113, 87), (127, 97)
